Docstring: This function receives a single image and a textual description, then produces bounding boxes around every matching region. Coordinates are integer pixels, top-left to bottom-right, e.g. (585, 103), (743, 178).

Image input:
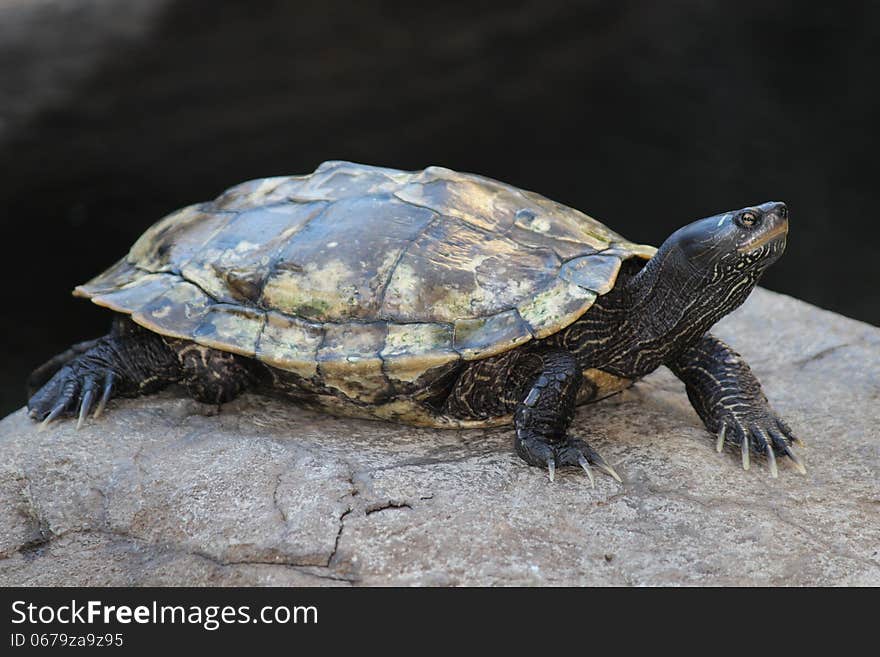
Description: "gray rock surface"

(1, 288), (878, 586)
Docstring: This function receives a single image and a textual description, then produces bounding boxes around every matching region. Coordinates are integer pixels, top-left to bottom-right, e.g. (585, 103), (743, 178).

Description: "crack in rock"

(271, 472), (288, 523)
(792, 342), (856, 368)
(327, 507), (353, 568)
(365, 501), (413, 515)
(6, 527), (358, 584)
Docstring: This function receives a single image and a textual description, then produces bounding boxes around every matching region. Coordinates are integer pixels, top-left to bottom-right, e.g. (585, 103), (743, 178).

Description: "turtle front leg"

(27, 319), (182, 428)
(513, 350), (621, 484)
(668, 334), (806, 476)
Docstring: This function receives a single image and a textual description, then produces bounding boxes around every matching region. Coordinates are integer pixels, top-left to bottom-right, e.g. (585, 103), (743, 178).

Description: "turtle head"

(629, 201), (788, 342)
(670, 201), (789, 275)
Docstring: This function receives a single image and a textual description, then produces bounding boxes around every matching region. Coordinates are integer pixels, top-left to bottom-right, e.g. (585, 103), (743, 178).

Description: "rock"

(1, 287), (878, 586)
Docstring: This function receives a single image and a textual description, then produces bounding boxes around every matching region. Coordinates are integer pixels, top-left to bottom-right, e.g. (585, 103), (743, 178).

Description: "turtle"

(26, 160), (805, 483)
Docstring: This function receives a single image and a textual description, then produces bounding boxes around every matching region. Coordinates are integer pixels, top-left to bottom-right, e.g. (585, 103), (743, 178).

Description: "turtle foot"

(26, 337), (102, 398)
(516, 433), (622, 485)
(715, 412), (806, 477)
(28, 360), (117, 430)
(26, 321), (185, 430)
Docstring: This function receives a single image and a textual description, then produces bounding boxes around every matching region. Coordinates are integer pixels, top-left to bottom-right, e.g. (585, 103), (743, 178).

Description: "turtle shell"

(75, 161), (656, 402)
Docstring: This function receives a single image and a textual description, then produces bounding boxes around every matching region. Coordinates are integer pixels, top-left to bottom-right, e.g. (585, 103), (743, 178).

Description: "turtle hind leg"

(168, 341), (262, 407)
(27, 320), (182, 428)
(27, 315), (154, 396)
(26, 337), (103, 398)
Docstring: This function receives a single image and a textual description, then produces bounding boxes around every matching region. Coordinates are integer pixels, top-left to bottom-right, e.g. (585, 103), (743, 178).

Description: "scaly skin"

(28, 319), (180, 428)
(510, 350), (620, 485)
(668, 335), (805, 475)
(27, 319), (263, 425)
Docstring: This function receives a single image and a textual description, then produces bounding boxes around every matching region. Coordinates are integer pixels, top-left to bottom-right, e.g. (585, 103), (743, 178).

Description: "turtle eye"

(737, 211), (759, 228)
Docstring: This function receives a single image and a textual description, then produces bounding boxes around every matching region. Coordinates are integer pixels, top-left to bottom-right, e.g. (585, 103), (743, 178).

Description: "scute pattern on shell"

(75, 161), (655, 397)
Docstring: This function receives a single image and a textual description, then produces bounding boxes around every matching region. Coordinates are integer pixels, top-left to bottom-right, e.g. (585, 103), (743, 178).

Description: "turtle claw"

(93, 372), (115, 419)
(716, 424), (727, 453)
(598, 463), (621, 483)
(776, 418), (805, 447)
(765, 442), (778, 478)
(577, 454), (596, 488)
(565, 439), (621, 483)
(589, 453), (622, 483)
(76, 401), (90, 429)
(782, 443), (807, 475)
(516, 433), (621, 485)
(741, 436), (750, 470)
(751, 428), (779, 478)
(768, 426), (807, 475)
(39, 402), (67, 431)
(713, 410), (805, 476)
(36, 378), (78, 430)
(76, 376), (97, 429)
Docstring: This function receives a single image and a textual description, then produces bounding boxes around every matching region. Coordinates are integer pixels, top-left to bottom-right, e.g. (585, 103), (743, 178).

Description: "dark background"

(1, 0), (878, 416)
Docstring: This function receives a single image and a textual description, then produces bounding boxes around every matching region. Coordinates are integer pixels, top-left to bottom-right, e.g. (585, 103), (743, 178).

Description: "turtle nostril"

(778, 205), (788, 219)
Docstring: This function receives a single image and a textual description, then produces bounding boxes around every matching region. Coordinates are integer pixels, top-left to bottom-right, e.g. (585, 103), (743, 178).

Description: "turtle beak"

(738, 202), (789, 254)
